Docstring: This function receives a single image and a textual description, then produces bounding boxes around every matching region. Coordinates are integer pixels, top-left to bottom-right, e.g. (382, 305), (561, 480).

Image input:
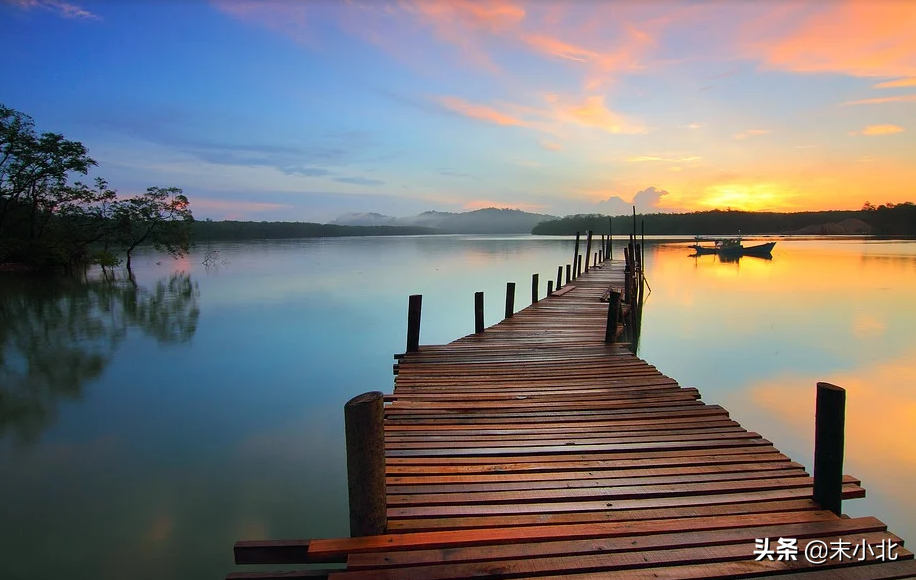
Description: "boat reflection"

(689, 252), (773, 263)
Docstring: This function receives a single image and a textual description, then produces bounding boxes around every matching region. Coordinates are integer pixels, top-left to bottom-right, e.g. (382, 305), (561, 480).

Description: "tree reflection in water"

(0, 272), (199, 443)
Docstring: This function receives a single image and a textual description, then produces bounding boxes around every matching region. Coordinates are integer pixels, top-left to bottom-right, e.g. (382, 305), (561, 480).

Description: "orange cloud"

(860, 124), (905, 136)
(559, 95), (647, 134)
(539, 139), (563, 151)
(873, 78), (916, 89)
(436, 96), (527, 126)
(522, 33), (596, 62)
(842, 94), (916, 105)
(760, 2), (916, 79)
(626, 155), (701, 163)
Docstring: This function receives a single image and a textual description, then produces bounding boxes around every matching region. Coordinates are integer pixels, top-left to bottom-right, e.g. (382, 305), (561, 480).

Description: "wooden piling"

(577, 255), (582, 277)
(547, 280), (553, 295)
(474, 291), (484, 333)
(344, 391), (386, 537)
(504, 282), (515, 319)
(813, 382), (846, 516)
(572, 232), (580, 279)
(608, 217), (613, 259)
(584, 231), (593, 273)
(531, 273), (539, 304)
(565, 264), (571, 285)
(556, 266), (563, 290)
(604, 290), (622, 344)
(406, 294), (422, 353)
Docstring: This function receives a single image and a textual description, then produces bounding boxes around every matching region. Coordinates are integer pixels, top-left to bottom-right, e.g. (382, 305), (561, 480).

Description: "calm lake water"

(1, 235), (914, 580)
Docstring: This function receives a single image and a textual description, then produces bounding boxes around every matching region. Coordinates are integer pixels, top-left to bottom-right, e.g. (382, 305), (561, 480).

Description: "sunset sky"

(1, 0), (914, 221)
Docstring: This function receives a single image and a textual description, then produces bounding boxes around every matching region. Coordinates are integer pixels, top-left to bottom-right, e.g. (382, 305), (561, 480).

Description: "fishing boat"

(689, 235), (776, 257)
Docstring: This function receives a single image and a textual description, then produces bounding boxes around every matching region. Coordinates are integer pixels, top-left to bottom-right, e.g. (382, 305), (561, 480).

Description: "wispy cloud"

(842, 95), (916, 106)
(857, 125), (905, 136)
(436, 96), (528, 126)
(333, 177), (385, 186)
(873, 78), (916, 89)
(8, 0), (98, 19)
(735, 129), (771, 140)
(463, 199), (548, 212)
(626, 155), (701, 163)
(540, 139), (563, 151)
(559, 95), (647, 134)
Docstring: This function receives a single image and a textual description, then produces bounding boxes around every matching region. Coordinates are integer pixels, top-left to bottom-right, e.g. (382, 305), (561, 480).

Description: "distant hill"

(330, 208), (557, 234)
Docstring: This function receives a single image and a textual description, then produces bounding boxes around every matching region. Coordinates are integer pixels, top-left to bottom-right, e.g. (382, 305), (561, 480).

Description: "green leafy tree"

(112, 186), (194, 272)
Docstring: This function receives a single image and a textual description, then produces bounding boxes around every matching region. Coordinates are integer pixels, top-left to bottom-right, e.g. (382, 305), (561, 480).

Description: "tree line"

(1, 104), (193, 272)
(531, 205), (916, 236)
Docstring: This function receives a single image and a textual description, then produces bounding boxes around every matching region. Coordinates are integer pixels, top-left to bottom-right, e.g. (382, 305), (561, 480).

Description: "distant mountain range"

(329, 208), (557, 234)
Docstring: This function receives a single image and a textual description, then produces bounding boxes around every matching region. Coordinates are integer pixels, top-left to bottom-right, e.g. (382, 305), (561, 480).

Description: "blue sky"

(1, 0), (914, 221)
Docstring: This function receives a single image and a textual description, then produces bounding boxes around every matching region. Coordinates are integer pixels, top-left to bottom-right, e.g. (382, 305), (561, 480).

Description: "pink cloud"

(758, 2), (916, 79)
(436, 96), (528, 126)
(842, 95), (916, 106)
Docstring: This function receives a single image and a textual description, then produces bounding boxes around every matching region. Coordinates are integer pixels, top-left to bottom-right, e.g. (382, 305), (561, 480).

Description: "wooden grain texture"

(229, 256), (908, 580)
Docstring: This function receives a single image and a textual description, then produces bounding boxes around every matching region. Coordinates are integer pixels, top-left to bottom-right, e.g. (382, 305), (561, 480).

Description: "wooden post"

(344, 391), (386, 537)
(406, 294), (422, 353)
(565, 264), (571, 285)
(608, 218), (613, 260)
(576, 255), (582, 277)
(601, 235), (606, 260)
(635, 243), (642, 272)
(584, 230), (593, 273)
(547, 280), (553, 295)
(572, 232), (580, 279)
(813, 382), (846, 516)
(531, 273), (539, 303)
(505, 282), (515, 319)
(605, 290), (622, 344)
(632, 206), (636, 245)
(556, 265), (563, 290)
(593, 253), (597, 268)
(474, 291), (484, 333)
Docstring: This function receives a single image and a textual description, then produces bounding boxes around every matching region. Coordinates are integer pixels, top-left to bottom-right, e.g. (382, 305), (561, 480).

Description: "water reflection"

(0, 272), (199, 444)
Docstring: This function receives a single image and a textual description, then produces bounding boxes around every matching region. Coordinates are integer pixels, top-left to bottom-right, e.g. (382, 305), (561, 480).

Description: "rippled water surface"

(1, 235), (914, 580)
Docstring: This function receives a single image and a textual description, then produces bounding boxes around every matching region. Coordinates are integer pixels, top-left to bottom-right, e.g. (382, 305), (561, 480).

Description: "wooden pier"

(230, 240), (912, 580)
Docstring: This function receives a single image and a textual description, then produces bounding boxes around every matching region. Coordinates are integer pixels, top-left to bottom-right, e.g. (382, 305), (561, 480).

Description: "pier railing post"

(344, 391), (386, 537)
(813, 382), (846, 516)
(531, 273), (539, 304)
(556, 266), (563, 290)
(505, 282), (516, 319)
(406, 294), (422, 353)
(475, 291), (485, 333)
(565, 264), (571, 285)
(605, 290), (622, 344)
(577, 255), (582, 277)
(547, 280), (553, 295)
(584, 230), (593, 273)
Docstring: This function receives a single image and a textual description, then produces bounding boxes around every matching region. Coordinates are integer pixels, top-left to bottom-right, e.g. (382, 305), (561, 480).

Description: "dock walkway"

(231, 258), (913, 580)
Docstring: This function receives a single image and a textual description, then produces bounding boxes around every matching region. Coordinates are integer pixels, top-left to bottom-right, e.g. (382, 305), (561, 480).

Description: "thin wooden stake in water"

(605, 290), (622, 344)
(556, 265), (563, 290)
(609, 217), (613, 259)
(531, 273), (539, 304)
(584, 230), (593, 273)
(577, 255), (583, 277)
(474, 291), (484, 333)
(547, 280), (553, 295)
(505, 282), (515, 319)
(813, 382), (846, 516)
(406, 294), (422, 353)
(565, 264), (571, 285)
(641, 221), (646, 271)
(572, 232), (581, 279)
(344, 391), (386, 537)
